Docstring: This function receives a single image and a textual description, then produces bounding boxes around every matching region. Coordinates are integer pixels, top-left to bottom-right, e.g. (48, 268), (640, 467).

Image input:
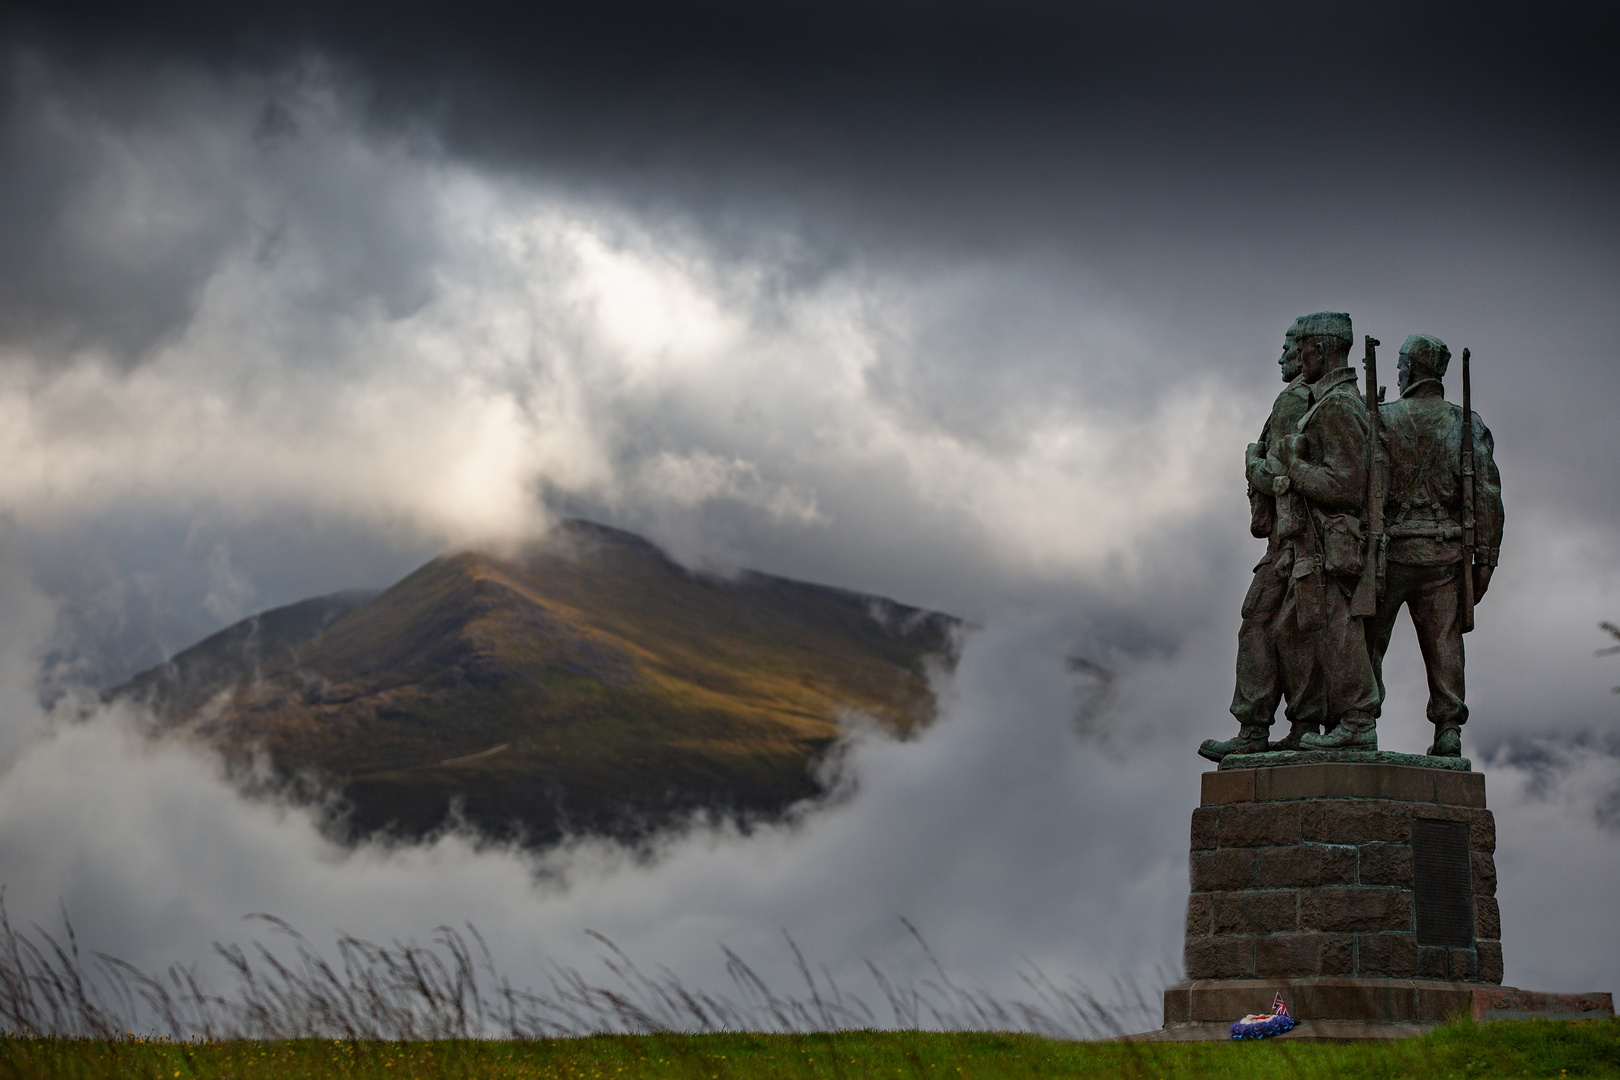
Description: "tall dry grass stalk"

(0, 901), (1163, 1040)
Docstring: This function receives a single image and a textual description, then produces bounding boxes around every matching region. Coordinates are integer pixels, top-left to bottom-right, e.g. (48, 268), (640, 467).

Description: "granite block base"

(1164, 759), (1613, 1035)
(1186, 761), (1499, 984)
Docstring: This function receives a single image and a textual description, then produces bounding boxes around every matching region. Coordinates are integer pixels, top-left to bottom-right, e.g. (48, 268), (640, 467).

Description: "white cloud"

(0, 74), (1249, 584)
(0, 544), (56, 767)
(0, 621), (1189, 1035)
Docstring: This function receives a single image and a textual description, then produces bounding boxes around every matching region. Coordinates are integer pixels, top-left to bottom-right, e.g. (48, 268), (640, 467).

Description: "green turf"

(5, 1020), (1618, 1080)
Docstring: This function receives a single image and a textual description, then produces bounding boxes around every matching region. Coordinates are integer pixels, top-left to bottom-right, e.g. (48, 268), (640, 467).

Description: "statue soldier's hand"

(1246, 442), (1268, 486)
(1473, 564), (1493, 602)
(1274, 433), (1304, 466)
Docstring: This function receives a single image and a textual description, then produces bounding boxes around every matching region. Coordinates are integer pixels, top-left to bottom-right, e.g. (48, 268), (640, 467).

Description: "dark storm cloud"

(7, 0), (1619, 406)
(7, 0), (1619, 427)
(8, 0), (1619, 250)
(12, 1), (1618, 138)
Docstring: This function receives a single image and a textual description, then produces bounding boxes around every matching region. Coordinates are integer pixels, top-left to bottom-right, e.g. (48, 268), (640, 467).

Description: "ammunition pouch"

(1319, 513), (1365, 577)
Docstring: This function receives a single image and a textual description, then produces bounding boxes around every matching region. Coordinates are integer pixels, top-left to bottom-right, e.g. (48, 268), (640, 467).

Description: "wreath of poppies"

(1229, 1000), (1295, 1040)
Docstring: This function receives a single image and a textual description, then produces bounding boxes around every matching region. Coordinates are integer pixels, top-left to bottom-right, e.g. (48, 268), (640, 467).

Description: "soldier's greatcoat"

(1365, 377), (1504, 728)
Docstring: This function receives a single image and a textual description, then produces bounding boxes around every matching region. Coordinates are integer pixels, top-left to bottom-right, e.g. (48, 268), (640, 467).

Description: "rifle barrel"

(1460, 347), (1476, 632)
(1352, 336), (1383, 618)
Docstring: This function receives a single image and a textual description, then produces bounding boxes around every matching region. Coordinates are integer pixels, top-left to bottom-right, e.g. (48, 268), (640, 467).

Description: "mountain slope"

(116, 589), (378, 722)
(115, 520), (960, 845)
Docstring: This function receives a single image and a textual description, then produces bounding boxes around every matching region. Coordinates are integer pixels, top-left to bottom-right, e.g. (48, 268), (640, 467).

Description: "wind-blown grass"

(0, 903), (1158, 1041)
(2, 903), (1615, 1077)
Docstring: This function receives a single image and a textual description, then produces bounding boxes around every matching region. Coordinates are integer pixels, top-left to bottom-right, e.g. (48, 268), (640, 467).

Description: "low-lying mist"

(2, 593), (1618, 1038)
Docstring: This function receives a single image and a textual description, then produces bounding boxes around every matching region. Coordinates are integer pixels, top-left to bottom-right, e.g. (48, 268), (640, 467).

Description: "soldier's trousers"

(1364, 561), (1468, 728)
(1232, 554), (1381, 729)
(1229, 556), (1291, 730)
(1278, 570), (1381, 727)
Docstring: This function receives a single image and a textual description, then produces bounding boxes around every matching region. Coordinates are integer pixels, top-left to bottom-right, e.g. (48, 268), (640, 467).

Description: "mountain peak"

(115, 519), (960, 847)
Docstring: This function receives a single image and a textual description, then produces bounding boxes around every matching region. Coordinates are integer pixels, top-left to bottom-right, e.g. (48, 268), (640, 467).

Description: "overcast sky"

(0, 0), (1617, 1025)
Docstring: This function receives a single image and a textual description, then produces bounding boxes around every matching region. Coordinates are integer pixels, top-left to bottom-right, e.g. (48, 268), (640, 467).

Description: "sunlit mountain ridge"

(113, 519), (961, 846)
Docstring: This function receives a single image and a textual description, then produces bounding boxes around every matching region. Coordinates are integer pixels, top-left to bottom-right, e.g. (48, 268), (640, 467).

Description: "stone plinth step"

(1220, 750), (1472, 772)
(1473, 987), (1618, 1022)
(1162, 977), (1615, 1027)
(1125, 1019), (1438, 1042)
(1202, 761), (1485, 807)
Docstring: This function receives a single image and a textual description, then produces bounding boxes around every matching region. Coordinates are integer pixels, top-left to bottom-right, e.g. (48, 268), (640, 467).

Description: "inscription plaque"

(1413, 818), (1475, 948)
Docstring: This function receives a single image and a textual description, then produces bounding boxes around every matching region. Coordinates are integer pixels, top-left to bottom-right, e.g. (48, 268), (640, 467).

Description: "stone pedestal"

(1157, 756), (1614, 1036)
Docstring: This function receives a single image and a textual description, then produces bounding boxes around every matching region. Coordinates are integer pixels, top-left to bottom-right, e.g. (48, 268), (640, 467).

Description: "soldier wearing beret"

(1203, 313), (1382, 760)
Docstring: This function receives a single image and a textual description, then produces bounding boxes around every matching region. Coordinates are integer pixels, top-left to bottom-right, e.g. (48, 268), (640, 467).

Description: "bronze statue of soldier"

(1362, 333), (1503, 757)
(1201, 325), (1313, 761)
(1202, 313), (1382, 761)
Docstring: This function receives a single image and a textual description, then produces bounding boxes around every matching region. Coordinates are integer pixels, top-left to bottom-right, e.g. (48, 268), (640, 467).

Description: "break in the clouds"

(2, 57), (1255, 684)
(0, 1), (1618, 1026)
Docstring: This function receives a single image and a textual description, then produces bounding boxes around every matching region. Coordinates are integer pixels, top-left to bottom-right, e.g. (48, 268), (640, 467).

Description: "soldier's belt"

(1385, 522), (1462, 540)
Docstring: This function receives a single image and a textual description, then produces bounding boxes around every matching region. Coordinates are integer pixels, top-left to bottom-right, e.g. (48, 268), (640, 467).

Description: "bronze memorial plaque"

(1413, 818), (1475, 948)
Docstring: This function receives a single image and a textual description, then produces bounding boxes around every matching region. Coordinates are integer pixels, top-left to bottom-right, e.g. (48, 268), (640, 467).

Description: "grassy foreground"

(3, 1019), (1618, 1080)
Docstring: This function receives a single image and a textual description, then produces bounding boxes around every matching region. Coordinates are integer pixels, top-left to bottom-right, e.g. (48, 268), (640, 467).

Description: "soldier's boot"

(1198, 724), (1271, 763)
(1298, 714), (1377, 751)
(1269, 720), (1322, 752)
(1428, 723), (1462, 757)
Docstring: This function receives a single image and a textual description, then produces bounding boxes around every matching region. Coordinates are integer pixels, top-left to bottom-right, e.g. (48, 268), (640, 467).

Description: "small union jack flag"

(1272, 993), (1288, 1016)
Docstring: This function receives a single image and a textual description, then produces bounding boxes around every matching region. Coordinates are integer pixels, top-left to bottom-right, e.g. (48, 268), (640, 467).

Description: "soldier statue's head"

(1283, 311), (1352, 382)
(1397, 333), (1451, 394)
(1278, 344), (1305, 383)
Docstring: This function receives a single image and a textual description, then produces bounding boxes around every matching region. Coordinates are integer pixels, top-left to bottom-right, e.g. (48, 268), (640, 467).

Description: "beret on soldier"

(1289, 311), (1353, 344)
(1400, 333), (1451, 376)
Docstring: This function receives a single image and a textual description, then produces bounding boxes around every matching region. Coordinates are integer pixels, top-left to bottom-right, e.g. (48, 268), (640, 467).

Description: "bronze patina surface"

(1202, 314), (1503, 762)
(1363, 334), (1503, 755)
